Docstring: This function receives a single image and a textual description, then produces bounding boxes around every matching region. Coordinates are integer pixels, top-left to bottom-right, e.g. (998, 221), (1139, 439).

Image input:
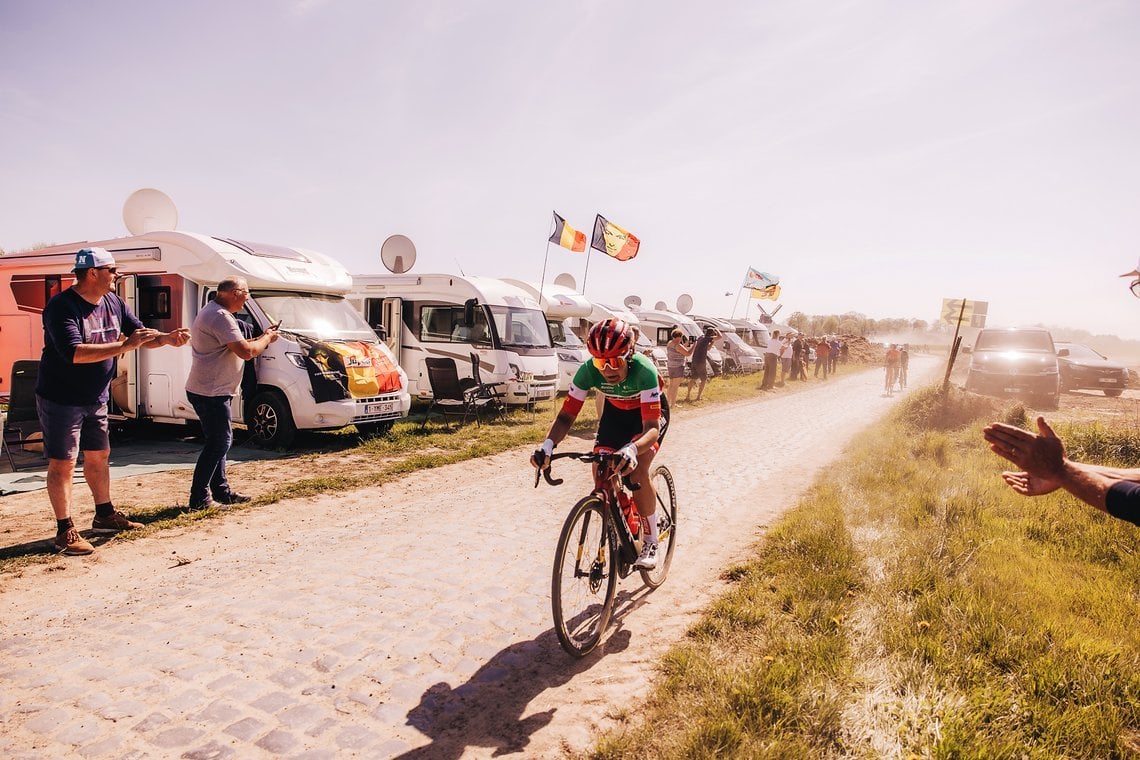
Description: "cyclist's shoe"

(634, 541), (658, 570)
(54, 527), (95, 555)
(91, 510), (143, 534)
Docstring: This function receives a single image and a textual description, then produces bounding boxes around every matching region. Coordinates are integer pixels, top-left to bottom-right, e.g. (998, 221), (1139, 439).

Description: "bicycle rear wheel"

(552, 496), (617, 657)
(640, 464), (678, 589)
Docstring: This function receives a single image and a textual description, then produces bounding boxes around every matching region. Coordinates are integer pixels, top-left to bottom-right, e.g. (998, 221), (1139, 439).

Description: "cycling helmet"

(587, 318), (635, 359)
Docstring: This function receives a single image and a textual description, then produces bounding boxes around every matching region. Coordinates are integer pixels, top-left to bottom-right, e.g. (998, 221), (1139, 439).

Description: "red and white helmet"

(587, 318), (635, 359)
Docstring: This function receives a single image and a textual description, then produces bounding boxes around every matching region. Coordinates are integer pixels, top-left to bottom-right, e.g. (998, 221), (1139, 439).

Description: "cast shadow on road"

(394, 583), (659, 759)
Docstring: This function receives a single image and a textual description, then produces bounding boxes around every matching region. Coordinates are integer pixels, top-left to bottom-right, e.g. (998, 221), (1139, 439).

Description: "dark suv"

(964, 328), (1064, 407)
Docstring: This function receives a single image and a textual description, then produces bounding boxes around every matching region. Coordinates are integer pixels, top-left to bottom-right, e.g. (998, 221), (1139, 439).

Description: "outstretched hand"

(1000, 470), (1061, 497)
(982, 416), (1066, 480)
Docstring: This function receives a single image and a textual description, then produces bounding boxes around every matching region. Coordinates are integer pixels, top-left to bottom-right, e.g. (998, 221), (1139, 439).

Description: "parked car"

(964, 327), (1062, 407)
(1055, 342), (1128, 397)
(718, 331), (764, 374)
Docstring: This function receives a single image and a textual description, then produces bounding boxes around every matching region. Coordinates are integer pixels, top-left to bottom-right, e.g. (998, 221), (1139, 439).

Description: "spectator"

(663, 328), (692, 407)
(761, 330), (782, 390)
(829, 337), (840, 373)
(790, 334), (805, 381)
(983, 416), (1140, 527)
(780, 335), (794, 384)
(686, 325), (720, 401)
(899, 345), (910, 388)
(185, 277), (280, 511)
(36, 247), (190, 555)
(814, 337), (831, 378)
(982, 260), (1140, 527)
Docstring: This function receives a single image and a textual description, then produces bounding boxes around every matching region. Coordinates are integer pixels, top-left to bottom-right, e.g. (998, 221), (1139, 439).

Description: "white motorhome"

(348, 274), (559, 405)
(693, 315), (763, 374)
(501, 280), (592, 393)
(633, 308), (724, 373)
(728, 318), (772, 351)
(590, 303), (669, 377)
(0, 232), (411, 447)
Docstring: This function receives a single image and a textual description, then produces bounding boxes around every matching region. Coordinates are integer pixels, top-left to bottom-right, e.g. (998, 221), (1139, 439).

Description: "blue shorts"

(35, 395), (110, 460)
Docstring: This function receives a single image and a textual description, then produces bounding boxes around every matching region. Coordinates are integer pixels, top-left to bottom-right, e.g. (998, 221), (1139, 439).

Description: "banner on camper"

(299, 337), (403, 403)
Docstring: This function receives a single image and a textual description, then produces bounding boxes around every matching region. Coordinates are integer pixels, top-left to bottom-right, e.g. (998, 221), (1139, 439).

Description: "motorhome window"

(656, 328), (671, 345)
(549, 321), (583, 347)
(489, 306), (552, 350)
(45, 275), (62, 302)
(250, 291), (375, 342)
(419, 305), (491, 344)
(214, 237), (311, 263)
(138, 286), (172, 320)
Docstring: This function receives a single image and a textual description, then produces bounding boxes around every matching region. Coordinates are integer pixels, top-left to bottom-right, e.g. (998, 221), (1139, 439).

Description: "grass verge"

(586, 385), (1140, 758)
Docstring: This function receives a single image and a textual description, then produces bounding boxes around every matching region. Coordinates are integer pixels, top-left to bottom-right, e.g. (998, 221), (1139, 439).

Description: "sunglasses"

(592, 355), (628, 372)
(96, 266), (118, 274)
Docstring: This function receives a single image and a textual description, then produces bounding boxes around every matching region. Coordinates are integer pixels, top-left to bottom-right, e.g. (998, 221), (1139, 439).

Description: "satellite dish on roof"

(380, 234), (416, 274)
(123, 188), (178, 235)
(654, 300), (668, 310)
(553, 272), (576, 290)
(676, 294), (693, 314)
(623, 294), (642, 309)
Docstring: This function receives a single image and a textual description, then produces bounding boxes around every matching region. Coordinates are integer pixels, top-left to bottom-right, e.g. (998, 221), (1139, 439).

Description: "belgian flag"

(549, 212), (587, 252)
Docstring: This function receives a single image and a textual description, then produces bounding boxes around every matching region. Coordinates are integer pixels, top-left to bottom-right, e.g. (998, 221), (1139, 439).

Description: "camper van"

(0, 231), (411, 447)
(633, 308), (723, 374)
(348, 274), (559, 405)
(501, 280), (592, 393)
(728, 319), (772, 351)
(693, 315), (763, 374)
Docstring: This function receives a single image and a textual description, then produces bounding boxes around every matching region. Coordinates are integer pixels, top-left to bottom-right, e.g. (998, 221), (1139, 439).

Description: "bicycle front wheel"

(640, 464), (678, 589)
(552, 496), (617, 657)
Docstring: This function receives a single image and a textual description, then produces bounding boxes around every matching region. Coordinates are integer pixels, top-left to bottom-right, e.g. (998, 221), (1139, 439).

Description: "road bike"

(536, 451), (678, 657)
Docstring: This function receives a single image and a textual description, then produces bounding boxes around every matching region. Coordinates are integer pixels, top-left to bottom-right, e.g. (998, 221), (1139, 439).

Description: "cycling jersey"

(558, 353), (667, 449)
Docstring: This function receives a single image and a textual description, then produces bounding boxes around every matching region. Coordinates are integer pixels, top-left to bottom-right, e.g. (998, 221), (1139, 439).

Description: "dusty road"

(0, 359), (936, 759)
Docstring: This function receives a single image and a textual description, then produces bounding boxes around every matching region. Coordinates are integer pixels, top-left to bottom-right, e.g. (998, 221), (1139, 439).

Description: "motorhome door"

(364, 297), (402, 360)
(112, 274), (140, 417)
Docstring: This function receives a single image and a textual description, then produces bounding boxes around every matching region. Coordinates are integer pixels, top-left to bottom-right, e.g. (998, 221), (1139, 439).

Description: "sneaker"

(187, 497), (216, 512)
(91, 510), (143, 534)
(634, 541), (658, 570)
(54, 527), (94, 556)
(213, 491), (251, 505)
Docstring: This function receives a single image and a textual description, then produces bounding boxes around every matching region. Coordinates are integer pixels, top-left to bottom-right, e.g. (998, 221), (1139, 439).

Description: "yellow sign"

(940, 298), (988, 327)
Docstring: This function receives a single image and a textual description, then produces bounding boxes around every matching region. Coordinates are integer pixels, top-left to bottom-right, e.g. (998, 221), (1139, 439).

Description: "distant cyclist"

(531, 318), (669, 569)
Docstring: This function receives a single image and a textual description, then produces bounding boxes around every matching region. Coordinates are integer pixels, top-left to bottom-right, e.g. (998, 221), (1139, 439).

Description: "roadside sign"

(940, 298), (988, 327)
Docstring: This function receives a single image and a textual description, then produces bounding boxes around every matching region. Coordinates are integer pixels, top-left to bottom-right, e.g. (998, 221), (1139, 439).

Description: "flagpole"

(730, 287), (744, 319)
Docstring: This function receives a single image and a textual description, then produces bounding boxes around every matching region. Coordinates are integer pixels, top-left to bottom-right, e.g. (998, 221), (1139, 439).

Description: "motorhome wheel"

(249, 390), (297, 449)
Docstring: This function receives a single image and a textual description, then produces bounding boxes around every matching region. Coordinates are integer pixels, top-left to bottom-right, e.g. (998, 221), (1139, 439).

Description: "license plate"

(364, 402), (394, 414)
(533, 389), (553, 399)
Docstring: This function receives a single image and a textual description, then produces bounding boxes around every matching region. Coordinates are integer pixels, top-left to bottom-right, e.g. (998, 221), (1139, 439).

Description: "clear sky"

(3, 1), (1139, 337)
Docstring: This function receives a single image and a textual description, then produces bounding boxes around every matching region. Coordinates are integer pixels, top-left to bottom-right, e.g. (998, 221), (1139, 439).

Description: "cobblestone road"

(0, 359), (936, 758)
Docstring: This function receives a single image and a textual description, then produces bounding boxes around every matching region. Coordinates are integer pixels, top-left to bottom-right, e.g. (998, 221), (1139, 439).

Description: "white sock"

(645, 512), (658, 544)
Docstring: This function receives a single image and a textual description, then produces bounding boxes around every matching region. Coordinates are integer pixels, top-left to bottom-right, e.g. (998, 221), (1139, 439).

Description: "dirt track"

(2, 358), (941, 758)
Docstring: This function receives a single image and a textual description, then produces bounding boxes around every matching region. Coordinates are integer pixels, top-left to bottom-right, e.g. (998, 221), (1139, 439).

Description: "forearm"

(140, 331), (181, 349)
(544, 412), (576, 448)
(1057, 460), (1114, 512)
(72, 340), (131, 363)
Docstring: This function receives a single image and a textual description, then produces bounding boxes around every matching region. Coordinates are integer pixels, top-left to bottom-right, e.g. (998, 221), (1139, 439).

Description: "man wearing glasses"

(530, 318), (669, 569)
(37, 247), (191, 555)
(981, 261), (1140, 527)
(184, 276), (279, 511)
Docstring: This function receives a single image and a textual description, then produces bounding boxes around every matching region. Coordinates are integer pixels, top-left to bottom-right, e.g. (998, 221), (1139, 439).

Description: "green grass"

(586, 386), (1140, 758)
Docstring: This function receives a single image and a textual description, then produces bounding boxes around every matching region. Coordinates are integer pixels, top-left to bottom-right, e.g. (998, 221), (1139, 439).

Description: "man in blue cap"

(37, 247), (191, 555)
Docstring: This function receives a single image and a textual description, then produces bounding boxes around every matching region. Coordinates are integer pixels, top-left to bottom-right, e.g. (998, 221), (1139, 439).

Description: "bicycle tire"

(639, 464), (678, 589)
(551, 495), (618, 657)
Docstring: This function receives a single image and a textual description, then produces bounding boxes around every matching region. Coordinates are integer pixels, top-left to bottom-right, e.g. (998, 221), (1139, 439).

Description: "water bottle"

(619, 490), (640, 536)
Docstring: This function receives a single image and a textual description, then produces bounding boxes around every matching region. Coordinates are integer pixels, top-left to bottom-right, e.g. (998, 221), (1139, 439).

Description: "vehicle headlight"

(286, 352), (307, 369)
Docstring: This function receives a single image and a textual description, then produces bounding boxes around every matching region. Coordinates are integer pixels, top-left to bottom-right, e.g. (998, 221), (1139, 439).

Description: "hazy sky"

(3, 1), (1139, 337)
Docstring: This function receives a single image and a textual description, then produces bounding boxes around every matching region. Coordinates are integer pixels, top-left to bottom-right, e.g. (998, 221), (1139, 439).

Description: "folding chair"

(3, 360), (43, 471)
(421, 357), (491, 429)
(466, 353), (508, 421)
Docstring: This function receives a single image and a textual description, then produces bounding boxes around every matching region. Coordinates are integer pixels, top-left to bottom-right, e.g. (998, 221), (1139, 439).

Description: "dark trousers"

(761, 353), (778, 388)
(187, 391), (234, 502)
